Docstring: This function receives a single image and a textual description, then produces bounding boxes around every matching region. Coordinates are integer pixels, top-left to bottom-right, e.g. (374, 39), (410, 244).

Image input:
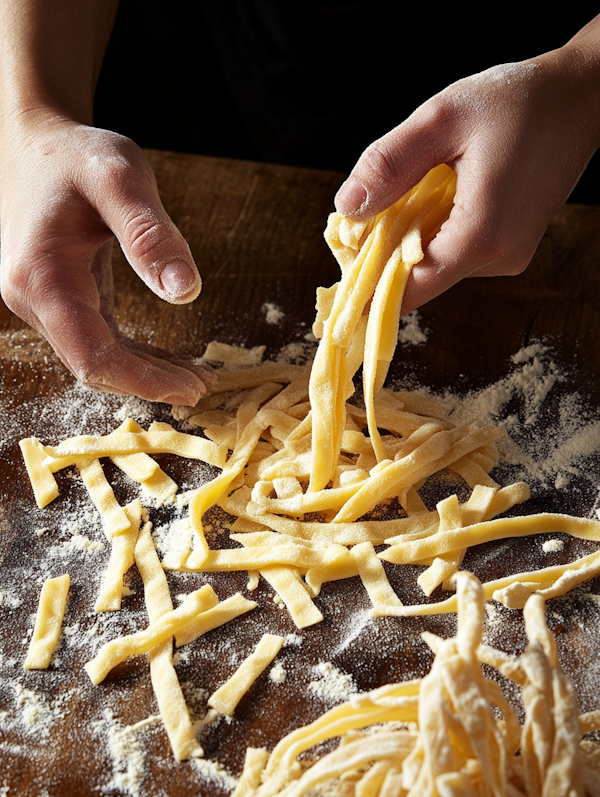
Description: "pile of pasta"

(233, 573), (600, 797)
(19, 164), (600, 774)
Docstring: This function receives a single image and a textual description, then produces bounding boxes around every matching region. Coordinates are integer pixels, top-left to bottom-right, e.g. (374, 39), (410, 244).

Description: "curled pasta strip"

(245, 573), (595, 797)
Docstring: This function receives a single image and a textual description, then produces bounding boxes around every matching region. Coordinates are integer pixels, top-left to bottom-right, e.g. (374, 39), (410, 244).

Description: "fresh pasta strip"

(279, 732), (416, 797)
(134, 519), (202, 761)
(186, 382), (284, 566)
(77, 457), (131, 538)
(84, 584), (219, 685)
(382, 482), (531, 546)
(362, 168), (456, 463)
(94, 499), (142, 612)
(139, 469), (179, 506)
(349, 542), (402, 608)
(110, 420), (178, 505)
(304, 556), (359, 597)
(230, 531), (323, 628)
(208, 633), (285, 717)
(379, 512), (600, 565)
(111, 450), (159, 481)
(174, 593), (257, 648)
(372, 549), (600, 617)
(221, 487), (439, 546)
(415, 489), (496, 596)
(333, 424), (504, 523)
(258, 690), (420, 794)
(19, 437), (59, 508)
(256, 566), (323, 629)
(24, 574), (70, 670)
(186, 375), (311, 568)
(203, 363), (307, 395)
(182, 542), (351, 573)
(249, 573), (595, 797)
(43, 430), (227, 469)
(232, 748), (271, 797)
(308, 165), (456, 492)
(447, 453), (499, 489)
(172, 364), (308, 421)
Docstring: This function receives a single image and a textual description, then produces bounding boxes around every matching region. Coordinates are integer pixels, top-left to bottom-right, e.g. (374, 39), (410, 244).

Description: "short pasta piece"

(24, 574), (70, 670)
(208, 633), (285, 717)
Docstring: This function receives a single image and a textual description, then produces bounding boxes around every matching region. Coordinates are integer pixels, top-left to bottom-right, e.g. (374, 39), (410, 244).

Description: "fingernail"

(159, 261), (199, 296)
(335, 177), (367, 215)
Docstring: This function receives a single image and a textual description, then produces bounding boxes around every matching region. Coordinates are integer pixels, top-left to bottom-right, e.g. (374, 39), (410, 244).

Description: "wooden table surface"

(1, 150), (600, 795)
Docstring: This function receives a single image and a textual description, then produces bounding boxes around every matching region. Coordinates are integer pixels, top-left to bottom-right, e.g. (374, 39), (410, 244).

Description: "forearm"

(0, 0), (119, 126)
(532, 14), (600, 152)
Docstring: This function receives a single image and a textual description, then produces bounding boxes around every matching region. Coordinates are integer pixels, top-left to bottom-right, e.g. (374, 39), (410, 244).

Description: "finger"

(77, 135), (202, 305)
(25, 261), (209, 405)
(398, 187), (542, 316)
(111, 326), (217, 391)
(335, 101), (454, 220)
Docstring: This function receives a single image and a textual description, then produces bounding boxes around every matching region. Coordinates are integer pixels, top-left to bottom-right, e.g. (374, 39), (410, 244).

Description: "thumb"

(335, 103), (451, 220)
(83, 143), (201, 304)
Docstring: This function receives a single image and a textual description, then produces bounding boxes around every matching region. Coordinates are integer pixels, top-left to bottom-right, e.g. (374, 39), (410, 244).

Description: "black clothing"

(95, 2), (600, 203)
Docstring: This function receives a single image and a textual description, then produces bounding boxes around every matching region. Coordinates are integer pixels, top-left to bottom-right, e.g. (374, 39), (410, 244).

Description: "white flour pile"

(309, 662), (358, 703)
(399, 342), (600, 500)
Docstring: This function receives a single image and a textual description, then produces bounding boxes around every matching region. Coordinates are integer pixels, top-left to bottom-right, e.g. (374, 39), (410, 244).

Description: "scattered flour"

(419, 342), (600, 491)
(398, 310), (429, 346)
(309, 662), (358, 703)
(0, 591), (22, 609)
(192, 757), (237, 790)
(542, 539), (565, 553)
(114, 397), (155, 426)
(269, 663), (286, 683)
(102, 711), (160, 797)
(275, 340), (317, 365)
(15, 684), (54, 737)
(262, 303), (285, 325)
(68, 534), (105, 552)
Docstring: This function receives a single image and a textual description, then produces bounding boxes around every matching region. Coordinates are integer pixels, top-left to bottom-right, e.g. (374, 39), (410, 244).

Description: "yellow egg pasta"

(24, 574), (70, 670)
(207, 633), (285, 717)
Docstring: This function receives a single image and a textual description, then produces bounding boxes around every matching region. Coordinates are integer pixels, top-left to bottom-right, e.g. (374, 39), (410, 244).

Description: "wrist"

(0, 1), (119, 135)
(532, 30), (600, 153)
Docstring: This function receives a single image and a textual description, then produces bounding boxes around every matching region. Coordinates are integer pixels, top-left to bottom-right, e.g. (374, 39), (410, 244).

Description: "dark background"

(95, 2), (600, 204)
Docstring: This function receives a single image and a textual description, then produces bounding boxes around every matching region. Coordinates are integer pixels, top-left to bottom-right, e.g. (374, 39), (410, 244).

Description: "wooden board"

(1, 150), (600, 795)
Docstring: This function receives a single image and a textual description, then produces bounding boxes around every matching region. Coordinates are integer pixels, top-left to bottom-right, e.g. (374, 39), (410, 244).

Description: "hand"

(335, 28), (600, 314)
(0, 113), (214, 405)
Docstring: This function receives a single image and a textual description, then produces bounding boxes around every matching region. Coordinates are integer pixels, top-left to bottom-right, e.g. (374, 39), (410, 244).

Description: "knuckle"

(93, 139), (154, 193)
(360, 139), (401, 185)
(96, 154), (137, 193)
(1, 254), (45, 316)
(124, 213), (174, 263)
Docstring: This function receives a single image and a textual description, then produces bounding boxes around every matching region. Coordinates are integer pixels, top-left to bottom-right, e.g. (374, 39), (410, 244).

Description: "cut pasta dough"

(24, 574), (70, 670)
(208, 633), (285, 717)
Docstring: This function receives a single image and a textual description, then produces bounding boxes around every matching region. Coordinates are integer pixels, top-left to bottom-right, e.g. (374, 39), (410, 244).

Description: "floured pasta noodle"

(208, 633), (285, 717)
(19, 165), (600, 776)
(240, 574), (600, 797)
(24, 574), (70, 670)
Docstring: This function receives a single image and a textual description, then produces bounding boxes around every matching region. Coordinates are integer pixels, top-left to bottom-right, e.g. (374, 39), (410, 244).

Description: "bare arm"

(0, 1), (214, 405)
(335, 15), (600, 314)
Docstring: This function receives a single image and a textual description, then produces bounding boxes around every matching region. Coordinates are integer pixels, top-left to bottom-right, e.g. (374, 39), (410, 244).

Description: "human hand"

(0, 113), (214, 405)
(335, 27), (600, 313)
